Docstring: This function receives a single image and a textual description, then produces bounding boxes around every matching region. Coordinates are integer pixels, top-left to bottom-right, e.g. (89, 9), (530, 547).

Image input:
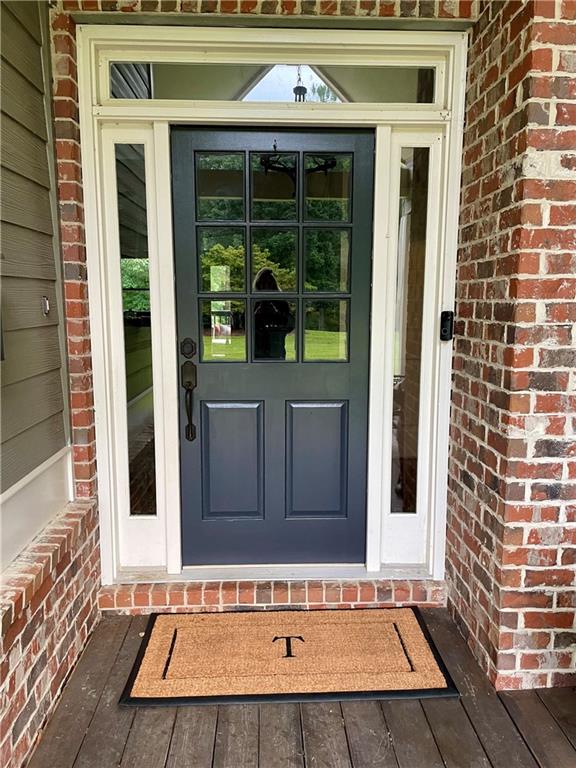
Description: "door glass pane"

(116, 144), (156, 516)
(304, 300), (348, 361)
(392, 147), (429, 514)
(305, 154), (352, 221)
(196, 153), (244, 221)
(252, 229), (297, 292)
(111, 63), (436, 103)
(198, 227), (245, 292)
(251, 153), (297, 221)
(304, 229), (350, 292)
(200, 299), (246, 362)
(253, 299), (296, 361)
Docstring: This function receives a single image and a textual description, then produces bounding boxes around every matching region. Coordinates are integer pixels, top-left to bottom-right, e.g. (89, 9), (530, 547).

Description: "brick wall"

(0, 503), (100, 768)
(98, 578), (446, 612)
(448, 0), (576, 689)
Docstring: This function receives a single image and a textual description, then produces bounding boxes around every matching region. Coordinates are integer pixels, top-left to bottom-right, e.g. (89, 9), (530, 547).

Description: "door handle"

(181, 360), (197, 441)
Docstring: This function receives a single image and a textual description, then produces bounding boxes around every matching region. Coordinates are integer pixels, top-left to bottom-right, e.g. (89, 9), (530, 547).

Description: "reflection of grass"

(203, 333), (246, 361)
(202, 330), (346, 362)
(304, 330), (346, 361)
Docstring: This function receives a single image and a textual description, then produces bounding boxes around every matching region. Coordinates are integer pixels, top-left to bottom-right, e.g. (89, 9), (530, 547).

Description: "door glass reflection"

(251, 229), (297, 292)
(196, 153), (244, 221)
(253, 296), (296, 361)
(198, 227), (245, 292)
(305, 154), (352, 221)
(391, 147), (430, 514)
(304, 300), (348, 361)
(200, 299), (246, 361)
(251, 153), (297, 221)
(116, 144), (156, 516)
(304, 229), (350, 292)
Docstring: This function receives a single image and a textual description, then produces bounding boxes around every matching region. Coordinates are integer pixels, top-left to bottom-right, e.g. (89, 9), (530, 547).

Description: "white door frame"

(77, 25), (467, 584)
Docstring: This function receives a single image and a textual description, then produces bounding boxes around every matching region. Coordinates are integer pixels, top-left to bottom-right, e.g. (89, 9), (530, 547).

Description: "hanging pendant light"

(293, 65), (307, 102)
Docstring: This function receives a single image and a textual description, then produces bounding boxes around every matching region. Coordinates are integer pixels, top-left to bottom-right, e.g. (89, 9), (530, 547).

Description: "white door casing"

(77, 25), (467, 584)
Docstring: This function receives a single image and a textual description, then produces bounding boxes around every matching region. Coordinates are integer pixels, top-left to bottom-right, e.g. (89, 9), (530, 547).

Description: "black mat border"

(119, 607), (459, 707)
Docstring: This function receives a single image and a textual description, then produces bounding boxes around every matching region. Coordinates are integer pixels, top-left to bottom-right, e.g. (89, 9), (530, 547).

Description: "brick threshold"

(98, 579), (446, 614)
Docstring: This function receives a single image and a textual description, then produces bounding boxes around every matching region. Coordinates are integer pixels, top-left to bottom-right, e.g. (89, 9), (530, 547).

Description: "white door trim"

(77, 25), (467, 584)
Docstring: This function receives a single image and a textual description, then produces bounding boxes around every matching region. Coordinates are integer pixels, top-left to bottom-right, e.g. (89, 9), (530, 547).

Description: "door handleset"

(181, 359), (197, 441)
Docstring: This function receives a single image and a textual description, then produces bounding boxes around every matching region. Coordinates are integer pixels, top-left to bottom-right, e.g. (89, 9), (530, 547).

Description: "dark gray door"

(172, 128), (374, 565)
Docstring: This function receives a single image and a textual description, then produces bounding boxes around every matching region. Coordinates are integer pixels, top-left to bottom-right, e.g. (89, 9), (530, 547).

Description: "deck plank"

(341, 700), (398, 768)
(536, 688), (576, 750)
(381, 700), (444, 768)
(259, 703), (304, 768)
(28, 616), (130, 768)
(27, 607), (576, 768)
(420, 608), (539, 768)
(422, 697), (491, 768)
(212, 705), (259, 768)
(165, 706), (218, 768)
(500, 691), (576, 768)
(73, 616), (148, 768)
(119, 707), (177, 768)
(301, 702), (352, 768)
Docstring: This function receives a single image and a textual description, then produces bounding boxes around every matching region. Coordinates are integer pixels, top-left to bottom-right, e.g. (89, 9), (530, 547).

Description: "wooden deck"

(28, 609), (575, 768)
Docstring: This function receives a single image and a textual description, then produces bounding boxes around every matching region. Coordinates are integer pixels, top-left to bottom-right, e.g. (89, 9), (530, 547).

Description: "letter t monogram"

(272, 635), (304, 658)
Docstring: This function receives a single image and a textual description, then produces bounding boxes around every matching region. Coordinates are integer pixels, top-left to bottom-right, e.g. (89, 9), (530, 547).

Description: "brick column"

(448, 0), (576, 689)
(51, 10), (97, 499)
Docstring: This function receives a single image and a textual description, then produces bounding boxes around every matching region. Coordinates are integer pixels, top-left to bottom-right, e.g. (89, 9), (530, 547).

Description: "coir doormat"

(121, 608), (458, 705)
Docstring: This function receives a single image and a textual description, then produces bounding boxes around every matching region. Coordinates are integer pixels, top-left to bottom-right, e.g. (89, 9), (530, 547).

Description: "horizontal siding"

(1, 414), (67, 493)
(1, 113), (51, 187)
(0, 4), (44, 90)
(0, 1), (67, 495)
(1, 327), (63, 387)
(110, 62), (152, 99)
(125, 326), (153, 402)
(2, 369), (65, 443)
(1, 61), (47, 139)
(2, 0), (42, 43)
(1, 277), (59, 331)
(1, 168), (53, 234)
(0, 222), (56, 280)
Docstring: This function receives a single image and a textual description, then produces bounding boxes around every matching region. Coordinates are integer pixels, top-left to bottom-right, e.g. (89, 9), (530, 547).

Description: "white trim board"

(0, 447), (73, 569)
(117, 563), (437, 584)
(77, 25), (467, 584)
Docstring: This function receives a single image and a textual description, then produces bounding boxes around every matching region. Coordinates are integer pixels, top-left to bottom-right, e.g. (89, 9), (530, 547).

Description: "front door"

(172, 128), (374, 565)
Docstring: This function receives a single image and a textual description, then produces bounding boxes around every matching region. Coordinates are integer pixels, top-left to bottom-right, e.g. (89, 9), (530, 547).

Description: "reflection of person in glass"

(253, 268), (295, 360)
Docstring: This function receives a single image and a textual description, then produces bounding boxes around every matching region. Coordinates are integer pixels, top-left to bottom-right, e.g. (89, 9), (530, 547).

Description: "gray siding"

(0, 1), (69, 492)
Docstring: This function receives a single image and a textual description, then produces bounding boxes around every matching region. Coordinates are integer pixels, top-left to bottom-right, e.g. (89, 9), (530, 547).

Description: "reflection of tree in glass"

(121, 258), (150, 312)
(197, 153), (244, 220)
(199, 229), (245, 291)
(199, 155), (244, 171)
(306, 300), (342, 332)
(200, 242), (296, 293)
(252, 154), (297, 221)
(309, 81), (339, 103)
(305, 230), (348, 292)
(305, 155), (351, 221)
(252, 199), (296, 220)
(252, 230), (296, 290)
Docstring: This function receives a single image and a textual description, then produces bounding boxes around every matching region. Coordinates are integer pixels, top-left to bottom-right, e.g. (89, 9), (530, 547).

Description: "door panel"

(172, 128), (374, 565)
(286, 401), (348, 518)
(201, 401), (264, 520)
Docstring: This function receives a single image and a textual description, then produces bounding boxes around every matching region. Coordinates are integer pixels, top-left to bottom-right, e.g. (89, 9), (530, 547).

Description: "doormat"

(120, 608), (458, 705)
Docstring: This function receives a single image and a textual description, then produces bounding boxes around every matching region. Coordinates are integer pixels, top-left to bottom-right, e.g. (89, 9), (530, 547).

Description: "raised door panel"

(286, 401), (348, 518)
(201, 401), (264, 519)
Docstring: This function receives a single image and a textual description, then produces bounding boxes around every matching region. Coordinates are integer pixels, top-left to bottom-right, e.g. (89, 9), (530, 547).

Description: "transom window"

(109, 62), (436, 103)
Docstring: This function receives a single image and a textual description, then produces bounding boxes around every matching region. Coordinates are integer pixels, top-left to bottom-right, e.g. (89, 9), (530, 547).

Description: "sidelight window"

(115, 144), (157, 517)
